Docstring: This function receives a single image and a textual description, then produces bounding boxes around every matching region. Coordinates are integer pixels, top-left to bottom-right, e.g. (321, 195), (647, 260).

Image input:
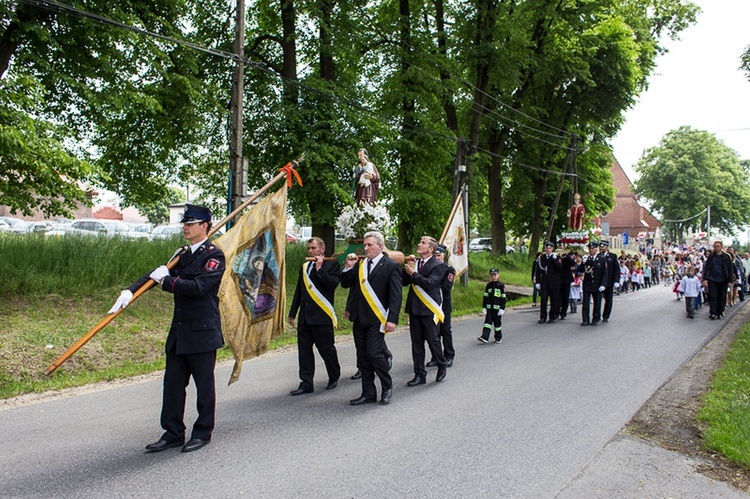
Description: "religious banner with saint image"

(214, 187), (287, 384)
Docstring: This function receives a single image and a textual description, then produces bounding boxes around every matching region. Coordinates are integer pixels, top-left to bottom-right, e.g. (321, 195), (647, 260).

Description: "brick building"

(594, 157), (661, 242)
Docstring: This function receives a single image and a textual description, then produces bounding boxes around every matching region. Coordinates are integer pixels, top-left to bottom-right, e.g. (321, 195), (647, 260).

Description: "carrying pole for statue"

(44, 156), (304, 375)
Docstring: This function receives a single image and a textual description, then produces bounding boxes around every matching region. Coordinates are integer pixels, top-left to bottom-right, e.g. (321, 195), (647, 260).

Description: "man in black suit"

(403, 236), (447, 385)
(109, 204), (225, 453)
(579, 241), (607, 326)
(341, 231), (402, 405)
(533, 241), (563, 323)
(288, 236), (341, 395)
(596, 240), (621, 322)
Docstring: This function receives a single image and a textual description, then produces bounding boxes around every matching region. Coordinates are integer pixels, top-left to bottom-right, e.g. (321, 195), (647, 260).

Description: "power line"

(21, 0), (250, 66)
(661, 208), (708, 223)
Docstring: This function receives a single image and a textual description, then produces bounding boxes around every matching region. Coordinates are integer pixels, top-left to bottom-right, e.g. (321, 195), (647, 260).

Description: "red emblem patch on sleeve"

(447, 273), (455, 283)
(205, 258), (220, 271)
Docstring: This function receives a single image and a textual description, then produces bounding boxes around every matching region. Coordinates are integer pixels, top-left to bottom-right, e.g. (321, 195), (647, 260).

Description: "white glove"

(497, 308), (505, 316)
(535, 283), (540, 290)
(150, 265), (170, 283)
(614, 282), (620, 289)
(108, 290), (133, 314)
(598, 285), (605, 292)
(551, 253), (557, 259)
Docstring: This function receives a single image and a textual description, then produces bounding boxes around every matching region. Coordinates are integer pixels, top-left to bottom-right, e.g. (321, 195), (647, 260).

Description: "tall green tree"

(635, 126), (750, 240)
(0, 0), (229, 214)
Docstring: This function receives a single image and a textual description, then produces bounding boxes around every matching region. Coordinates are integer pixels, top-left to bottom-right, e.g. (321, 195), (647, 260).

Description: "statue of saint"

(354, 148), (379, 205)
(568, 192), (585, 231)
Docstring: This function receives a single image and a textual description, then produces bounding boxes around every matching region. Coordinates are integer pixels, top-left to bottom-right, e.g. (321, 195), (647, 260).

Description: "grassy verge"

(0, 237), (532, 399)
(697, 322), (750, 468)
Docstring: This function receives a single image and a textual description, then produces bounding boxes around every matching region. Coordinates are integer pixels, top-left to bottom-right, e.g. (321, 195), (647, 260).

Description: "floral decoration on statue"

(336, 202), (392, 240)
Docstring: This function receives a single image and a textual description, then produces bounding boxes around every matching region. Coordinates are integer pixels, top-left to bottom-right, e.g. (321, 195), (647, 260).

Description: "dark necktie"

(367, 258), (373, 276)
(418, 259), (423, 271)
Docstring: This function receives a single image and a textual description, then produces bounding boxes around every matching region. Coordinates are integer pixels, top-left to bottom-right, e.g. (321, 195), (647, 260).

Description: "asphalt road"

(1, 284), (746, 498)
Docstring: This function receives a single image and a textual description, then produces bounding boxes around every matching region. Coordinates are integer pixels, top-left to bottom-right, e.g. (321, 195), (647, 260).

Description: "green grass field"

(698, 322), (750, 468)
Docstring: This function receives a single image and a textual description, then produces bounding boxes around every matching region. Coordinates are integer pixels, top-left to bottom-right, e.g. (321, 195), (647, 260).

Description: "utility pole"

(453, 139), (469, 286)
(228, 0), (246, 225)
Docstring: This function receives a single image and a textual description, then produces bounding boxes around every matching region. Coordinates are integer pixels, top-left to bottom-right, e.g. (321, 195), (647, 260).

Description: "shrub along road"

(0, 284), (746, 497)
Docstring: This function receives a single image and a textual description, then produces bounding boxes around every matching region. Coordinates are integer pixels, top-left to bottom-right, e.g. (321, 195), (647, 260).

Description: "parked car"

(66, 219), (132, 238)
(29, 221), (54, 234)
(468, 237), (515, 253)
(0, 219), (11, 233)
(151, 224), (184, 240)
(45, 222), (72, 238)
(297, 226), (312, 243)
(126, 223), (152, 240)
(7, 220), (32, 234)
(286, 232), (299, 243)
(0, 216), (25, 229)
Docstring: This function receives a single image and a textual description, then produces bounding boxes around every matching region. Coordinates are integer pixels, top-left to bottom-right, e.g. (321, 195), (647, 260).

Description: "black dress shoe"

(182, 438), (210, 453)
(436, 368), (446, 382)
(446, 359), (454, 368)
(580, 321), (589, 326)
(426, 360), (437, 367)
(381, 388), (392, 404)
(387, 354), (393, 371)
(290, 387), (313, 396)
(145, 438), (184, 452)
(351, 370), (362, 380)
(349, 396), (376, 406)
(547, 318), (556, 323)
(591, 321), (599, 326)
(325, 379), (338, 390)
(406, 375), (426, 386)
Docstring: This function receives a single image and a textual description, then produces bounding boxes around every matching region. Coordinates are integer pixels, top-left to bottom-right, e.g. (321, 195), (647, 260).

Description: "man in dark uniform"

(109, 204), (225, 453)
(579, 241), (607, 326)
(702, 240), (736, 319)
(403, 236), (448, 386)
(533, 241), (563, 323)
(427, 244), (455, 368)
(288, 236), (341, 395)
(341, 231), (402, 405)
(596, 239), (621, 322)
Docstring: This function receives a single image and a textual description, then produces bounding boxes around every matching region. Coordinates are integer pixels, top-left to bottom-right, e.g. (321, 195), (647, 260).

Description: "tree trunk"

(280, 0), (298, 104)
(488, 127), (507, 255)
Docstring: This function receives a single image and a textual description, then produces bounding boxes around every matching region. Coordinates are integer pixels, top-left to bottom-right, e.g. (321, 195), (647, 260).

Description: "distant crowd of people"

(531, 239), (747, 324)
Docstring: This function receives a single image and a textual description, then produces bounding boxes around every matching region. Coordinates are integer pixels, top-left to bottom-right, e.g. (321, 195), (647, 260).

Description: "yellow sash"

(359, 260), (388, 332)
(302, 262), (338, 328)
(411, 283), (445, 324)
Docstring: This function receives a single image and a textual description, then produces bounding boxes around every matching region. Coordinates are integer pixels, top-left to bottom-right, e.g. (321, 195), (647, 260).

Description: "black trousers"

(559, 282), (571, 318)
(161, 347), (217, 442)
(438, 306), (455, 360)
(707, 280), (728, 317)
(480, 309), (503, 340)
(409, 315), (446, 376)
(602, 286), (615, 320)
(581, 289), (602, 324)
(297, 323), (341, 390)
(539, 286), (560, 321)
(353, 320), (392, 400)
